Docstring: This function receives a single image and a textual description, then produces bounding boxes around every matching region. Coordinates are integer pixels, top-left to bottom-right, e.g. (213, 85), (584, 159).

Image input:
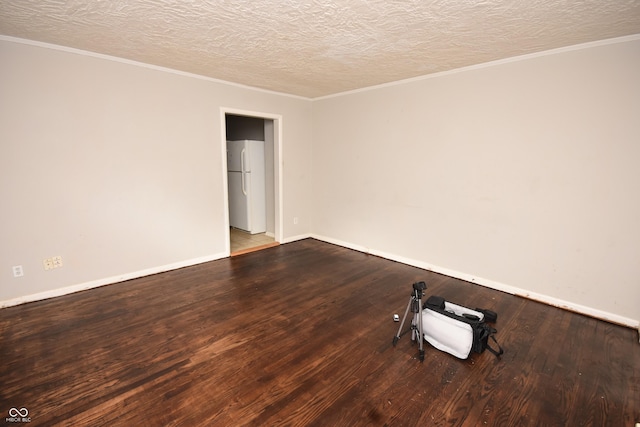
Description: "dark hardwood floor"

(1, 239), (638, 426)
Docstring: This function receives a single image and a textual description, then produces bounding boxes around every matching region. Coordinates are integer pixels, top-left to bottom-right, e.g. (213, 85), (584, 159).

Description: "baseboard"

(4, 237), (638, 332)
(0, 252), (228, 309)
(1, 236), (310, 309)
(310, 234), (640, 330)
(280, 233), (312, 244)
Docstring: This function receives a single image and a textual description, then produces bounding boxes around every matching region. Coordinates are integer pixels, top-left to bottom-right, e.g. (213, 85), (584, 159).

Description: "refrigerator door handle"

(240, 148), (248, 195)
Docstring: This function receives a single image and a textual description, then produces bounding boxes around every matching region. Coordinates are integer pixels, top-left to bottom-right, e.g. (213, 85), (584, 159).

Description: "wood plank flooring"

(1, 239), (638, 426)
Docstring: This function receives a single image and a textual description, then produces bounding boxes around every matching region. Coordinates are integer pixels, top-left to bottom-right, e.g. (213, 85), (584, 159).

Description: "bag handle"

(485, 330), (504, 357)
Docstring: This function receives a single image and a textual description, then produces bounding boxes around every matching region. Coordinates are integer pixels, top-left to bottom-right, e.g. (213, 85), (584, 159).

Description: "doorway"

(222, 109), (282, 256)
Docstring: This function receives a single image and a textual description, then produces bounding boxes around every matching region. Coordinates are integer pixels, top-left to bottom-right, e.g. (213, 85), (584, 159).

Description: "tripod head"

(412, 281), (427, 297)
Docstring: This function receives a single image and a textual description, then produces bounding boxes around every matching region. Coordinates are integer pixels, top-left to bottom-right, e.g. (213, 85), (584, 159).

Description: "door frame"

(220, 107), (283, 256)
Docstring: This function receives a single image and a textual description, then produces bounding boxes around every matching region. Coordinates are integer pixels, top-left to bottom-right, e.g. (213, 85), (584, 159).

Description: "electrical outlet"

(43, 256), (63, 270)
(12, 265), (24, 277)
(293, 217), (299, 225)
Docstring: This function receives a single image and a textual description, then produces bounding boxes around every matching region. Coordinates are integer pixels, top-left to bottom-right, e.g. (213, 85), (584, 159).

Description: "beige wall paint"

(0, 39), (313, 303)
(1, 36), (638, 327)
(312, 38), (640, 325)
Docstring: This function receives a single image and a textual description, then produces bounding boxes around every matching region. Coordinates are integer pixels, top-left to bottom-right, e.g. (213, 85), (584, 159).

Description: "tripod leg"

(392, 296), (413, 346)
(417, 296), (425, 362)
(411, 309), (419, 342)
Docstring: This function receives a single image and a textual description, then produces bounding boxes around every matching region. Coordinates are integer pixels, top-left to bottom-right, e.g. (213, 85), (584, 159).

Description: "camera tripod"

(392, 281), (426, 362)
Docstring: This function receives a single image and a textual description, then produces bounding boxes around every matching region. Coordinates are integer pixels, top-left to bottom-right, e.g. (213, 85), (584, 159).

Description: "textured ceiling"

(1, 0), (640, 98)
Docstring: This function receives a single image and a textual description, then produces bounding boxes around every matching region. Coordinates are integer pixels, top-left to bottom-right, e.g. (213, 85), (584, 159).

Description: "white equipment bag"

(421, 295), (503, 360)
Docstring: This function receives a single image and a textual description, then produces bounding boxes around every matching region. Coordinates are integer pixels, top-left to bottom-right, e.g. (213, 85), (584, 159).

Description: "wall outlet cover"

(12, 265), (24, 277)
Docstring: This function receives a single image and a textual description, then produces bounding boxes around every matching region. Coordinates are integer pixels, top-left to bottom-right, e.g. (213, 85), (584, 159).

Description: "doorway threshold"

(230, 227), (277, 255)
(231, 241), (280, 256)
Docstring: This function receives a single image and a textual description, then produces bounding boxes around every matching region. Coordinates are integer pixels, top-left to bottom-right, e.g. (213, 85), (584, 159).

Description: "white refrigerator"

(227, 140), (266, 234)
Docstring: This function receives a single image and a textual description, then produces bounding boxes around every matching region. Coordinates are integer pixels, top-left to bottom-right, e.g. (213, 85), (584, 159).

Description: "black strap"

(485, 334), (504, 357)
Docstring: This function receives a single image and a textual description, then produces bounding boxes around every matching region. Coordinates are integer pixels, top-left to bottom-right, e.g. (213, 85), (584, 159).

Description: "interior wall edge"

(0, 252), (228, 310)
(309, 234), (640, 330)
(311, 33), (640, 101)
(0, 35), (310, 101)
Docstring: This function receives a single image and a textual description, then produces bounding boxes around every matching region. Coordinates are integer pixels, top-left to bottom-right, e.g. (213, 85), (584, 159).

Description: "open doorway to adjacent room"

(224, 111), (281, 256)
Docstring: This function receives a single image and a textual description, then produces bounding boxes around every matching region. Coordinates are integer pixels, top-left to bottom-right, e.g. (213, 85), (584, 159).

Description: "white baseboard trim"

(0, 236), (309, 309)
(0, 252), (228, 309)
(280, 233), (312, 244)
(4, 237), (638, 331)
(310, 234), (640, 329)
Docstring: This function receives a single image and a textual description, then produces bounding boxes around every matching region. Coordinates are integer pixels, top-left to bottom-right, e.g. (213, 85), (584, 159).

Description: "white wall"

(0, 38), (313, 304)
(2, 35), (639, 329)
(311, 37), (640, 326)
